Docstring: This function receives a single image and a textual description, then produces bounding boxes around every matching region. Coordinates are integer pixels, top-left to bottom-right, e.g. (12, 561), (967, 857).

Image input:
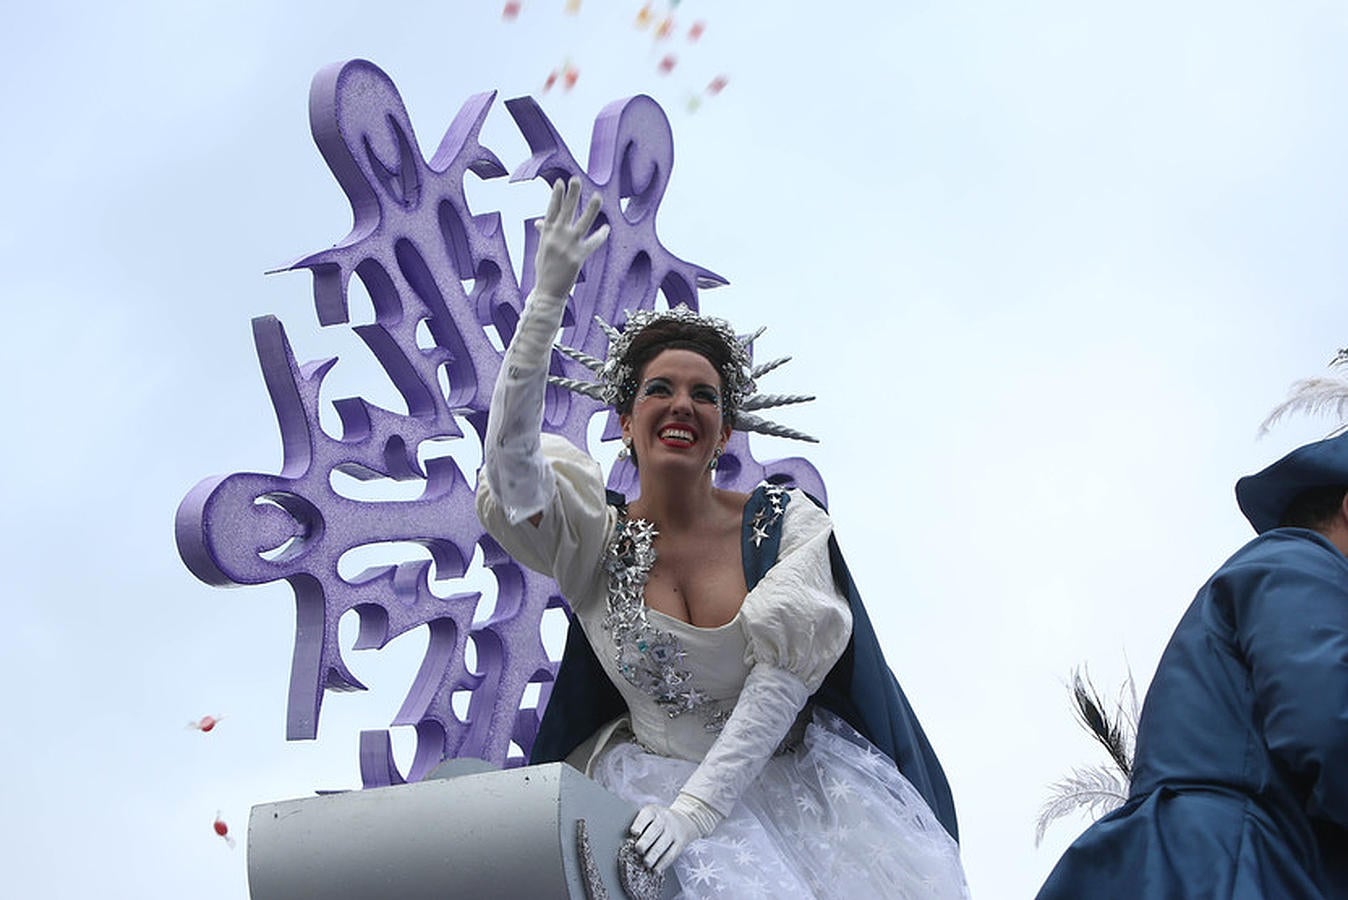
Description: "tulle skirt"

(592, 708), (969, 900)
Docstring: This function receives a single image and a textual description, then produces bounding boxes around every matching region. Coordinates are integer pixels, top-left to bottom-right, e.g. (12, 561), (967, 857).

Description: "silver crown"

(548, 304), (817, 442)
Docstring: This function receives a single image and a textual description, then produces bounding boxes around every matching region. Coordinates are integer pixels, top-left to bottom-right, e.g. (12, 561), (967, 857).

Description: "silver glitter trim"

(618, 839), (665, 900)
(575, 819), (610, 900)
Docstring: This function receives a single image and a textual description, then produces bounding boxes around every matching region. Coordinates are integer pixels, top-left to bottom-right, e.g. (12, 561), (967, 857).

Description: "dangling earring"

(708, 446), (723, 471)
(617, 436), (633, 461)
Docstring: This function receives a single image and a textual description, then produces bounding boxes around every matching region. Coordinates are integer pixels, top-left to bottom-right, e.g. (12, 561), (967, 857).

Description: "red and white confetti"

(509, 3), (730, 113)
(213, 812), (236, 849)
(187, 714), (223, 733)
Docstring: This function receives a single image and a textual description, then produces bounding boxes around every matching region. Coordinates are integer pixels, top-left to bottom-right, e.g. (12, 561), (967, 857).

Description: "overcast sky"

(4, 1), (1348, 897)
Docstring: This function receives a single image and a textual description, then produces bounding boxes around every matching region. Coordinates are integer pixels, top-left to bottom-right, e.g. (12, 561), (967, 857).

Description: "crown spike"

(547, 375), (609, 401)
(555, 343), (605, 372)
(734, 411), (819, 443)
(740, 392), (816, 412)
(751, 356), (792, 379)
(594, 315), (623, 344)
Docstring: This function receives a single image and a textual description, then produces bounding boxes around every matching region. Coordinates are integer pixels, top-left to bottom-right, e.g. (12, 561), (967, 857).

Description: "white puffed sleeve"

(476, 433), (615, 611)
(739, 493), (853, 691)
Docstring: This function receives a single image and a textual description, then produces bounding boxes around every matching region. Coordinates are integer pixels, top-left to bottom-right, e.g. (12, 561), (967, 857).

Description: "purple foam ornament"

(176, 59), (824, 787)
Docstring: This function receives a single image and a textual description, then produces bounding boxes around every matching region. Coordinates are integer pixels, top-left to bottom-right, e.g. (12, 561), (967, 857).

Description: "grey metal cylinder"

(247, 761), (675, 899)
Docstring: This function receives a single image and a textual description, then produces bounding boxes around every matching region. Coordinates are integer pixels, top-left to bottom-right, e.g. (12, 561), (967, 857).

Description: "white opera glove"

(532, 175), (609, 301)
(483, 177), (608, 524)
(678, 665), (812, 819)
(630, 793), (721, 873)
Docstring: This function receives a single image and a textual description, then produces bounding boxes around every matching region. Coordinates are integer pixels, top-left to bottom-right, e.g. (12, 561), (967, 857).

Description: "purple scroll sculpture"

(175, 59), (824, 788)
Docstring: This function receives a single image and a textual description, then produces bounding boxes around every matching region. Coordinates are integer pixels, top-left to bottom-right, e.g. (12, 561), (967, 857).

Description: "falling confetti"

(542, 59), (580, 93)
(502, 1), (521, 21)
(521, 4), (729, 114)
(213, 812), (236, 849)
(187, 714), (223, 732)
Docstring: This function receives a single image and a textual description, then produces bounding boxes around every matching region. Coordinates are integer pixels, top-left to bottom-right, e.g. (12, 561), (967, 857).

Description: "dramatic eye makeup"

(640, 378), (672, 397)
(637, 377), (721, 406)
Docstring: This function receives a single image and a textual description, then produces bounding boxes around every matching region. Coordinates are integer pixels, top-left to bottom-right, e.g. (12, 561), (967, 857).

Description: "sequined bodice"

(584, 486), (788, 761)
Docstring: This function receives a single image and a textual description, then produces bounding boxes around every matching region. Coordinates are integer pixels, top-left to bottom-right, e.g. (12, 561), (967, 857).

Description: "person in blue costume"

(477, 178), (967, 897)
(1039, 432), (1348, 899)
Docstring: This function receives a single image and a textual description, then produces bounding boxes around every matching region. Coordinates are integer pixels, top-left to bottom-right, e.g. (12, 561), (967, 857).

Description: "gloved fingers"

(544, 177), (565, 225)
(629, 804), (700, 873)
(573, 190), (602, 235)
(531, 177), (604, 298)
(632, 813), (664, 856)
(630, 804), (657, 838)
(642, 829), (675, 871)
(651, 842), (678, 874)
(557, 176), (582, 227)
(578, 222), (609, 258)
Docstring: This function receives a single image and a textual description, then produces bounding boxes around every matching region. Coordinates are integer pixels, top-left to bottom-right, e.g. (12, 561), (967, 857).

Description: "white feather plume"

(1034, 766), (1129, 847)
(1258, 376), (1348, 437)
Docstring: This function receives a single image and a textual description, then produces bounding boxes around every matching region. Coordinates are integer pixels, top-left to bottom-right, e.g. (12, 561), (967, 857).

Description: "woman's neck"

(630, 473), (719, 531)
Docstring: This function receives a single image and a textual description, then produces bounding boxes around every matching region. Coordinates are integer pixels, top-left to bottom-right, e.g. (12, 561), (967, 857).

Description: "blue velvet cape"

(1039, 529), (1348, 899)
(527, 486), (960, 842)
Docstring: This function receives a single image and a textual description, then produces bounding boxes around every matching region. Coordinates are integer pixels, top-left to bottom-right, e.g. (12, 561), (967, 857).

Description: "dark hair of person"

(1278, 484), (1348, 531)
(616, 318), (734, 422)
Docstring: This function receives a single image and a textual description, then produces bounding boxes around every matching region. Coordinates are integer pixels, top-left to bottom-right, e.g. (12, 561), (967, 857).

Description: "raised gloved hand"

(533, 175), (609, 299)
(630, 793), (722, 873)
(482, 176), (607, 524)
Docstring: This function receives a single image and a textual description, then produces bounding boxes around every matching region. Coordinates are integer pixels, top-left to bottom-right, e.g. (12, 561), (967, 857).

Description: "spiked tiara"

(548, 305), (818, 443)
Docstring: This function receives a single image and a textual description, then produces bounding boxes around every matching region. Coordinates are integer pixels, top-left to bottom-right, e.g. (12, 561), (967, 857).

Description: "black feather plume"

(1071, 668), (1133, 778)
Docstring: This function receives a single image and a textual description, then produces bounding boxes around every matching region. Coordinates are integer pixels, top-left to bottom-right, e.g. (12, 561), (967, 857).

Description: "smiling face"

(620, 348), (732, 476)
